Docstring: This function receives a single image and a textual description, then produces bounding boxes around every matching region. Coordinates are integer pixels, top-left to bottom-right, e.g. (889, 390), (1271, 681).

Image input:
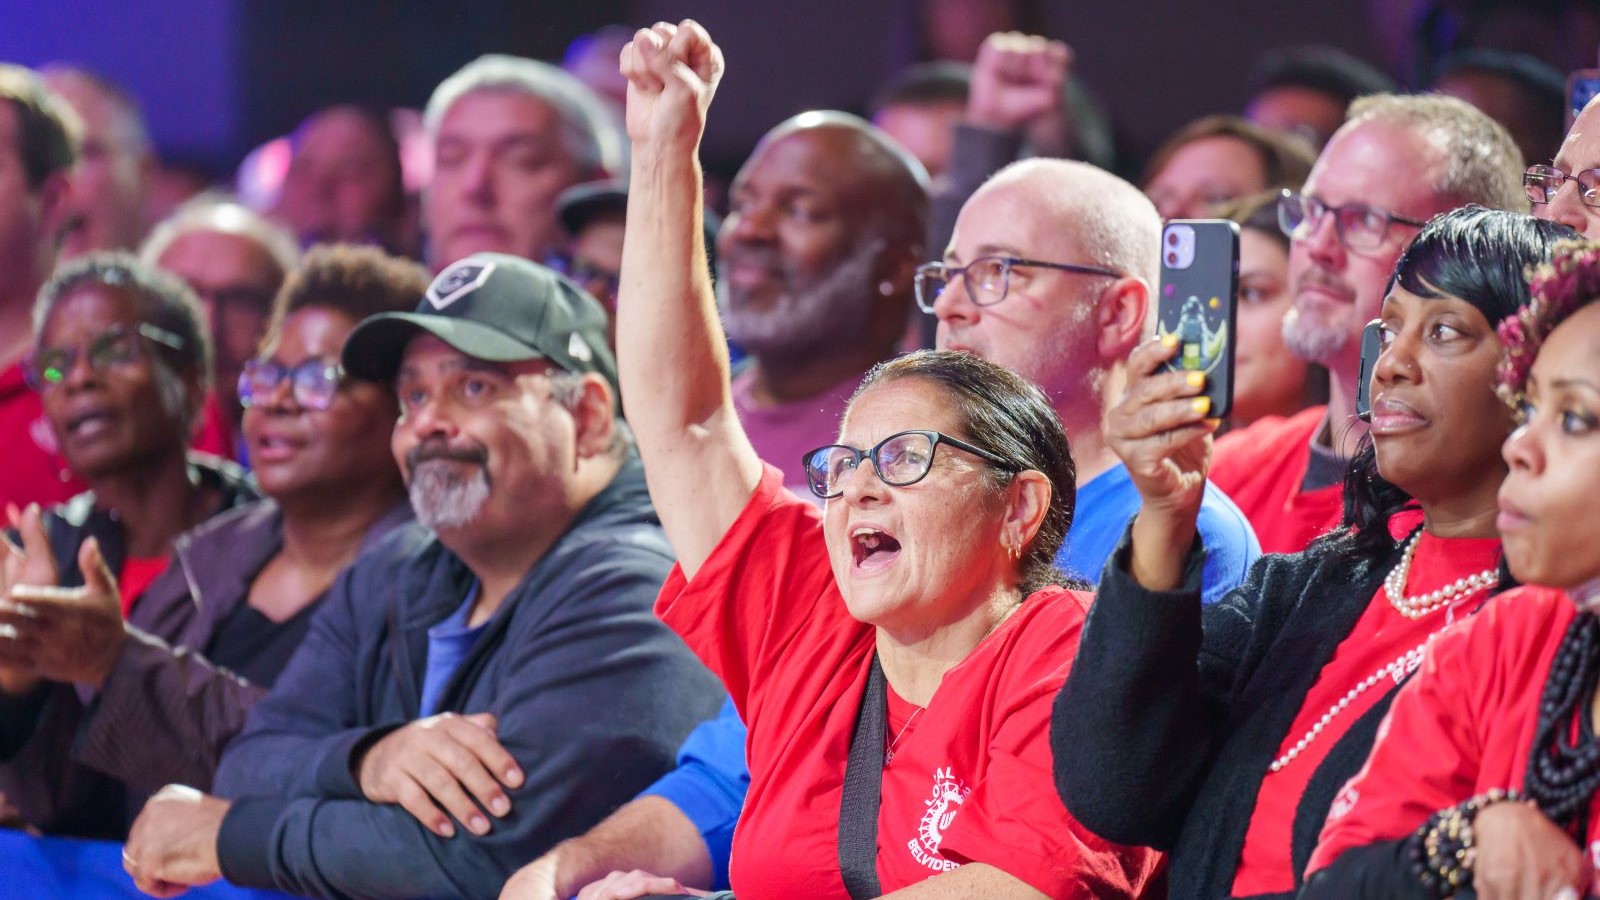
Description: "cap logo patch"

(568, 332), (593, 363)
(427, 260), (495, 310)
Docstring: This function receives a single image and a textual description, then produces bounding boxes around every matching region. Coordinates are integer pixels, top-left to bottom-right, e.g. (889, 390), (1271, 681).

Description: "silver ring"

(121, 849), (137, 871)
(1551, 887), (1579, 900)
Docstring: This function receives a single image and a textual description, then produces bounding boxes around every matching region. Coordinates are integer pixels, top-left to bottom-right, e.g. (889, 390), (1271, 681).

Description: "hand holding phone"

(1156, 220), (1240, 420)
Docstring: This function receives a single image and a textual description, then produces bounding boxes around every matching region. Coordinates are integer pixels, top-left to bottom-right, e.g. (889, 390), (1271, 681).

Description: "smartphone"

(1157, 220), (1240, 419)
(1355, 318), (1382, 422)
(1569, 68), (1600, 129)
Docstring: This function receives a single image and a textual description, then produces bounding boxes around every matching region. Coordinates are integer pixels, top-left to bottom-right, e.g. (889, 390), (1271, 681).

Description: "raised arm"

(616, 21), (762, 577)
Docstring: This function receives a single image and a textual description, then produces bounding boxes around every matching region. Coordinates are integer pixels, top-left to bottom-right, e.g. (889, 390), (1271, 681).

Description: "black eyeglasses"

(1277, 190), (1428, 251)
(1523, 164), (1600, 209)
(801, 430), (1015, 499)
(913, 255), (1122, 314)
(24, 323), (185, 392)
(238, 357), (345, 411)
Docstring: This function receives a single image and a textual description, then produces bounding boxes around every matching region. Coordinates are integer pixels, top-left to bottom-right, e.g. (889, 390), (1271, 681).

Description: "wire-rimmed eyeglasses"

(913, 255), (1122, 314)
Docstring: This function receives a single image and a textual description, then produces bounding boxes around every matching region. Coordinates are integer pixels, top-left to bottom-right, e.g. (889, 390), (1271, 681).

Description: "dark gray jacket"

(1053, 527), (1409, 900)
(0, 456), (266, 838)
(213, 456), (723, 900)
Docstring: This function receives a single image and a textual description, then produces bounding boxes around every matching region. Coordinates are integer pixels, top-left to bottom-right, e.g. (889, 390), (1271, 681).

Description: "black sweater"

(1052, 527), (1408, 900)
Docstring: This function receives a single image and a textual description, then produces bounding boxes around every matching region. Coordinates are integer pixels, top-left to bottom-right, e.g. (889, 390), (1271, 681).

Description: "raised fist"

(966, 32), (1071, 133)
(620, 20), (725, 152)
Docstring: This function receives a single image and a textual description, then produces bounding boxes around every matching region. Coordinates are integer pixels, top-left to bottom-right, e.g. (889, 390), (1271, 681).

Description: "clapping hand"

(0, 504), (125, 690)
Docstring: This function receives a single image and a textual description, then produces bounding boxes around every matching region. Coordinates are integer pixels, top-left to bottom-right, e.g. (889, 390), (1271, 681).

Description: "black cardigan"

(1052, 527), (1409, 900)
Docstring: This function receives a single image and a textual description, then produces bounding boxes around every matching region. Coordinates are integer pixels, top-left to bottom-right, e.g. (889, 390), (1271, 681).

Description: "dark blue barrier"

(0, 830), (297, 900)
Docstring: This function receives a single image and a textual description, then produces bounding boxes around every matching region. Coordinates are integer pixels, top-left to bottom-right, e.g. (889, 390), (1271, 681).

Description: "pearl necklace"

(1270, 538), (1497, 773)
(1268, 637), (1436, 773)
(1384, 531), (1498, 620)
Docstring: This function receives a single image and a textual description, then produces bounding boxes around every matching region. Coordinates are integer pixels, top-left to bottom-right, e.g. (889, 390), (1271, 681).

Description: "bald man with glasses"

(926, 155), (1260, 605)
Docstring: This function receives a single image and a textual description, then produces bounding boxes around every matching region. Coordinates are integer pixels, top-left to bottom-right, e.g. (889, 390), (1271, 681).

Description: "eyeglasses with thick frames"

(24, 323), (185, 392)
(238, 357), (345, 411)
(913, 255), (1122, 314)
(1523, 164), (1600, 209)
(1277, 190), (1428, 251)
(802, 429), (1015, 499)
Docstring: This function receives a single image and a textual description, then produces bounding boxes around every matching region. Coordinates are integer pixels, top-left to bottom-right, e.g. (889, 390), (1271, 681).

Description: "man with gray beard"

(120, 253), (721, 900)
(1208, 94), (1525, 554)
(717, 111), (927, 496)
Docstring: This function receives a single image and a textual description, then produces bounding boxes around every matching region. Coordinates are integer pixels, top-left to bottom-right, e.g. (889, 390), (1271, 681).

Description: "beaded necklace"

(1525, 611), (1600, 839)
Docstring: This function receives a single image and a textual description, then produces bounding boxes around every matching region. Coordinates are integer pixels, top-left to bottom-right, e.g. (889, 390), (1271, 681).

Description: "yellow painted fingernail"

(1191, 397), (1211, 414)
(1162, 334), (1179, 348)
(1187, 371), (1205, 389)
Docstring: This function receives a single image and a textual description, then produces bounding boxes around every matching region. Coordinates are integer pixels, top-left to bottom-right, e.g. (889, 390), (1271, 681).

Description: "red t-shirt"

(1308, 585), (1600, 881)
(192, 392), (233, 460)
(655, 466), (1161, 899)
(1231, 532), (1503, 894)
(117, 555), (170, 616)
(0, 361), (85, 511)
(1210, 405), (1343, 555)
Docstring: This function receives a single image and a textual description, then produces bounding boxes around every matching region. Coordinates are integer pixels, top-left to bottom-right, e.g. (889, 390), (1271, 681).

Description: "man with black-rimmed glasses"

(927, 156), (1259, 604)
(1210, 93), (1525, 554)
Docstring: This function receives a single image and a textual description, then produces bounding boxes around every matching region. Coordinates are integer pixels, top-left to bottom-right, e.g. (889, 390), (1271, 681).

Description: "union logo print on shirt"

(907, 766), (970, 873)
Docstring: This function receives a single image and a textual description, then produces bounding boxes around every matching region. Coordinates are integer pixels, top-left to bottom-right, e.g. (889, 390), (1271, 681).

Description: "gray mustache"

(405, 441), (488, 474)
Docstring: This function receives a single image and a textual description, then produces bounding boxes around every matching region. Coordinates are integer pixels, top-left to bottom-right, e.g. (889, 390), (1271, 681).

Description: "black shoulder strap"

(838, 653), (886, 899)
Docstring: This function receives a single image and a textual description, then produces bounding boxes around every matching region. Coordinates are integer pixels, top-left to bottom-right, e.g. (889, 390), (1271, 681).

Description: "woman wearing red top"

(1305, 239), (1600, 898)
(1052, 206), (1575, 899)
(589, 20), (1159, 900)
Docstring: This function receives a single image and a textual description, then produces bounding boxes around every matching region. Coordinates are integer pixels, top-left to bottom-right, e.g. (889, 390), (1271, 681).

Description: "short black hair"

(1338, 206), (1576, 562)
(871, 61), (971, 115)
(1247, 45), (1396, 106)
(1430, 49), (1564, 158)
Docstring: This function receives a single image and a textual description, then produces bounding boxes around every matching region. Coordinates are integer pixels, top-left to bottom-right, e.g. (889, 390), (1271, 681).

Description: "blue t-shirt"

(637, 697), (748, 890)
(418, 582), (487, 718)
(1058, 462), (1260, 605)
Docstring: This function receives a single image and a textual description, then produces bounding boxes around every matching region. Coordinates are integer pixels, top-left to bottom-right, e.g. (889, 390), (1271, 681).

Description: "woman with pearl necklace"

(1305, 237), (1600, 899)
(1051, 206), (1576, 899)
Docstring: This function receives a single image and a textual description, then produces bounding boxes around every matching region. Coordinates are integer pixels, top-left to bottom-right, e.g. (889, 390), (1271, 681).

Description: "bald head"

(979, 158), (1161, 286)
(756, 111), (929, 246)
(936, 158), (1159, 418)
(717, 112), (929, 366)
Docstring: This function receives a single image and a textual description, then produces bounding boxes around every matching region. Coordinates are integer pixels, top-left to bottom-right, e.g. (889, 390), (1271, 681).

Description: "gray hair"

(548, 370), (633, 460)
(140, 194), (300, 276)
(424, 54), (622, 177)
(1345, 93), (1524, 211)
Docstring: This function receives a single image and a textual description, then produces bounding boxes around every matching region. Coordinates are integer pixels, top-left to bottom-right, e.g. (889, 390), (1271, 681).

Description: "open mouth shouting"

(851, 524), (903, 574)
